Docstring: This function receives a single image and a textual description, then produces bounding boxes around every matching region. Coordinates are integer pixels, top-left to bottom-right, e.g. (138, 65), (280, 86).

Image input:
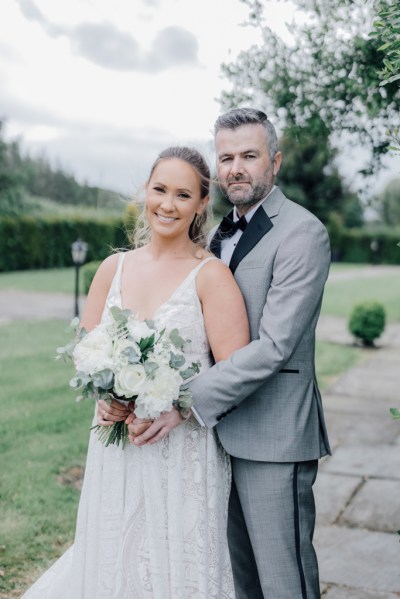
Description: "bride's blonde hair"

(130, 146), (212, 249)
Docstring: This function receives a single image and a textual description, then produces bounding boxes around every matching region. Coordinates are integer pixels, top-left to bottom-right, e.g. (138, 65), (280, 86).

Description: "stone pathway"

(1, 283), (400, 596)
(315, 317), (400, 597)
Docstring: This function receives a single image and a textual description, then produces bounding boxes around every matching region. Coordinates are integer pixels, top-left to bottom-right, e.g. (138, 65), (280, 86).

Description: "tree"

(376, 178), (400, 225)
(277, 117), (363, 224)
(371, 0), (400, 152)
(221, 0), (400, 173)
(0, 121), (25, 216)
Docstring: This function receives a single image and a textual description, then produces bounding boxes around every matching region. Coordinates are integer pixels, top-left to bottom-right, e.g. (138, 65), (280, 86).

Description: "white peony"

(135, 365), (182, 419)
(114, 363), (146, 398)
(127, 318), (154, 343)
(73, 325), (114, 375)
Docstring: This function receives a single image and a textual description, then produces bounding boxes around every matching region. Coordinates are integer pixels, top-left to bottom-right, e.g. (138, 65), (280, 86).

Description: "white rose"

(114, 363), (146, 398)
(135, 365), (182, 419)
(126, 318), (154, 343)
(73, 325), (114, 375)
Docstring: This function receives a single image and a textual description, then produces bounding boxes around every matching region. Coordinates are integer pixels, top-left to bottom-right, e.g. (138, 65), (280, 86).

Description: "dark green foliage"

(349, 301), (386, 346)
(82, 260), (102, 294)
(376, 178), (400, 225)
(0, 123), (26, 216)
(277, 122), (360, 224)
(326, 225), (400, 264)
(0, 119), (125, 217)
(0, 216), (131, 272)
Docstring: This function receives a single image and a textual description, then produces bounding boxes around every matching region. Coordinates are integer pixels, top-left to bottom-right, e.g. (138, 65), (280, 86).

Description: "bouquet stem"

(90, 421), (129, 448)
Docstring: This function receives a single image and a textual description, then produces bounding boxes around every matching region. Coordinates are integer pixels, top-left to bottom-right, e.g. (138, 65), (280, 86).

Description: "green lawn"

(0, 320), (93, 596)
(321, 274), (400, 322)
(0, 268), (76, 294)
(0, 318), (364, 594)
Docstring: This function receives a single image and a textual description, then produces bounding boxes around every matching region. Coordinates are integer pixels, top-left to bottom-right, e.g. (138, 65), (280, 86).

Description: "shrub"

(81, 260), (102, 294)
(0, 215), (133, 272)
(348, 301), (386, 346)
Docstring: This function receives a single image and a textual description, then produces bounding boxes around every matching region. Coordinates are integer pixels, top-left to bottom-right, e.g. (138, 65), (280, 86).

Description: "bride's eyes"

(153, 186), (165, 192)
(177, 192), (191, 199)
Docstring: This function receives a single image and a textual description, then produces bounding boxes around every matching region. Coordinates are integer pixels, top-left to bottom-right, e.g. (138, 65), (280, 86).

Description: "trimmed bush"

(0, 215), (134, 272)
(326, 224), (400, 264)
(81, 260), (102, 294)
(348, 301), (386, 346)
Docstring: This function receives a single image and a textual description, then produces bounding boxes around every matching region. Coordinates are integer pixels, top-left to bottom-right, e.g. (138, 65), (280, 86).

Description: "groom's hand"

(130, 408), (184, 446)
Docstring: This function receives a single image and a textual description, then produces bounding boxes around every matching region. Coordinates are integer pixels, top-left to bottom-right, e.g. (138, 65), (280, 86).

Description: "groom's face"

(215, 123), (282, 215)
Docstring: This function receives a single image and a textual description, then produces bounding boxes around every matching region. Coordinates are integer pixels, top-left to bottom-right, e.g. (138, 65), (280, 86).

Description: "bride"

(22, 146), (249, 598)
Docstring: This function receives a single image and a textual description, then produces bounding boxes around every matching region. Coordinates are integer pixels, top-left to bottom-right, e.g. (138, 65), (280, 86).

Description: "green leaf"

(110, 306), (132, 325)
(121, 346), (140, 363)
(169, 328), (185, 350)
(144, 361), (158, 377)
(91, 369), (114, 390)
(139, 334), (155, 354)
(389, 408), (400, 419)
(169, 352), (186, 368)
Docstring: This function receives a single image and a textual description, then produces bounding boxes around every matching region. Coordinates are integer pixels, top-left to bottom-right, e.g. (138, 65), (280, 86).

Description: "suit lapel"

(229, 206), (273, 274)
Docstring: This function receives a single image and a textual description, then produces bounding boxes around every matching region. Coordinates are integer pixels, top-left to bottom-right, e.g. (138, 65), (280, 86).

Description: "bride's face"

(145, 158), (208, 239)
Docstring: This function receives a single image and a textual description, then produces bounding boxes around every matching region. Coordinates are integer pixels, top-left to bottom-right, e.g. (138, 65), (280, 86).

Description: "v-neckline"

(118, 256), (210, 322)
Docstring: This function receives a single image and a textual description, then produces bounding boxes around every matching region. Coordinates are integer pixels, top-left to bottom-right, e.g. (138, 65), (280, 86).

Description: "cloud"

(146, 26), (199, 71)
(17, 0), (199, 72)
(71, 22), (144, 70)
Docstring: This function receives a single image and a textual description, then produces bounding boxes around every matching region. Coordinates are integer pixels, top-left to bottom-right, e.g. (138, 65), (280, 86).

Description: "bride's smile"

(146, 157), (209, 239)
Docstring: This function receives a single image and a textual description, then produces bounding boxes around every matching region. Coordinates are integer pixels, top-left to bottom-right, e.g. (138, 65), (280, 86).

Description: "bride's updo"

(131, 146), (212, 248)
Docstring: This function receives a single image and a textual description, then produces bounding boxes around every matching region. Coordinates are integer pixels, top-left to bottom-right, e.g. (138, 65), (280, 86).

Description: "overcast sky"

(1, 0), (398, 196)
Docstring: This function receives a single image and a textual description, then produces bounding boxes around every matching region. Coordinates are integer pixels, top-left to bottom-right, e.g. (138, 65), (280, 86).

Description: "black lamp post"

(71, 238), (88, 318)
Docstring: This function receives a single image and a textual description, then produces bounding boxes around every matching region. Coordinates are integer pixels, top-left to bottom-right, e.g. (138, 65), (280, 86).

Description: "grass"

(0, 320), (93, 596)
(0, 268), (76, 294)
(23, 195), (126, 220)
(0, 318), (364, 594)
(315, 340), (364, 390)
(321, 273), (400, 322)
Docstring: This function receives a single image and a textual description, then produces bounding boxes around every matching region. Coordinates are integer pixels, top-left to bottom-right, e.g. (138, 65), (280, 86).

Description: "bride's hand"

(97, 399), (133, 426)
(127, 417), (154, 443)
(130, 408), (184, 447)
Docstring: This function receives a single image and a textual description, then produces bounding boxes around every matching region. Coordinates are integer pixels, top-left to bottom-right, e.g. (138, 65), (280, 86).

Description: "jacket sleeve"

(190, 217), (331, 428)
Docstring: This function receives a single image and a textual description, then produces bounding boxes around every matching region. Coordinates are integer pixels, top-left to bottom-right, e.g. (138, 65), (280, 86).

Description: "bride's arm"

(79, 253), (119, 331)
(196, 260), (250, 361)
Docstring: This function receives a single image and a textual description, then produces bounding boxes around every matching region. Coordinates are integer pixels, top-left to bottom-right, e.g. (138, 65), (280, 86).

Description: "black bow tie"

(219, 214), (248, 238)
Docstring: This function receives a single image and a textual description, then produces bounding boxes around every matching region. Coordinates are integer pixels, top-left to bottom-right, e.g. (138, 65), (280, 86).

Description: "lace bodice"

(102, 253), (216, 368)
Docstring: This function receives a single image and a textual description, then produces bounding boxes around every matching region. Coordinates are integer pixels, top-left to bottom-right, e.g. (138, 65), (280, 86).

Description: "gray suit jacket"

(191, 186), (331, 462)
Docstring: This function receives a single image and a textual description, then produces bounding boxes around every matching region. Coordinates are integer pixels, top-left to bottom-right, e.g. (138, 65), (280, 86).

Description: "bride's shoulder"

(196, 254), (233, 287)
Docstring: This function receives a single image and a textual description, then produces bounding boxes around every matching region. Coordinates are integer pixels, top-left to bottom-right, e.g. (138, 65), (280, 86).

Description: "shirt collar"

(233, 185), (276, 223)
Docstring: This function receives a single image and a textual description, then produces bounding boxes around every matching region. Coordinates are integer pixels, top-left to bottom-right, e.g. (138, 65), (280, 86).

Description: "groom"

(121, 108), (330, 598)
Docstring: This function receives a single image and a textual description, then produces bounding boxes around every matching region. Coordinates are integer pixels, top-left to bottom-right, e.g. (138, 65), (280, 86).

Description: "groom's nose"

(230, 156), (244, 177)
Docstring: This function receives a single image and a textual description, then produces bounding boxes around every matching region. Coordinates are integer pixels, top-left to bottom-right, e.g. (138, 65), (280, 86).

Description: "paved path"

(315, 317), (400, 597)
(1, 280), (400, 596)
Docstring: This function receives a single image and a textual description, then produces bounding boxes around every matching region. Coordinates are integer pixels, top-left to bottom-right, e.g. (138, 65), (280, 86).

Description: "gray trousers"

(228, 458), (320, 599)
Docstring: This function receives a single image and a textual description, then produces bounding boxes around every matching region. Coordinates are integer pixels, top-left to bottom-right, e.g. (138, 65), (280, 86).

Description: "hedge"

(327, 226), (400, 264)
(0, 215), (133, 272)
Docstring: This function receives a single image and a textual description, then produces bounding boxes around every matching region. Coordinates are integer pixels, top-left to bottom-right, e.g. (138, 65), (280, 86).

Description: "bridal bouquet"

(56, 306), (200, 448)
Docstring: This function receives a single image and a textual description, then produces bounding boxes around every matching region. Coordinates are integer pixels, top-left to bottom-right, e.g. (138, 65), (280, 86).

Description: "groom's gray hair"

(214, 108), (279, 161)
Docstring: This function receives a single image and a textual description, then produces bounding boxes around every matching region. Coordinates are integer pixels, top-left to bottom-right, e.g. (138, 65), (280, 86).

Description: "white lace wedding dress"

(22, 254), (234, 599)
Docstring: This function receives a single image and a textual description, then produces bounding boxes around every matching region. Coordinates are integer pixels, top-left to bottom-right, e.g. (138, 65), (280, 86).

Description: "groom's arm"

(190, 216), (331, 428)
(132, 217), (330, 443)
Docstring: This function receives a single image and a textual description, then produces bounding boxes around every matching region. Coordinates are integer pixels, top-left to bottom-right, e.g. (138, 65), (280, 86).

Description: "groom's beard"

(219, 170), (275, 213)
